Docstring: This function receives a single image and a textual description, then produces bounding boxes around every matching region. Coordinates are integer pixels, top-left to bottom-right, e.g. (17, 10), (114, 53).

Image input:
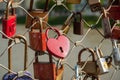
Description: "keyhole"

(59, 47), (64, 53)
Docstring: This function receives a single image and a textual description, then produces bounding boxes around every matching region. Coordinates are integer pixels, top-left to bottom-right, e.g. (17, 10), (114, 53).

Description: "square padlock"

(2, 15), (16, 38)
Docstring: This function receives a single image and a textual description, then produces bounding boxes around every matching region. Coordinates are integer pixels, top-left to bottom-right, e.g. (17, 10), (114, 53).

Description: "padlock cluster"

(0, 0), (120, 80)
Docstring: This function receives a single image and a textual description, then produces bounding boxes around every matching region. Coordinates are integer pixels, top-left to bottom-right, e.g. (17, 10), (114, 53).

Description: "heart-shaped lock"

(46, 27), (70, 59)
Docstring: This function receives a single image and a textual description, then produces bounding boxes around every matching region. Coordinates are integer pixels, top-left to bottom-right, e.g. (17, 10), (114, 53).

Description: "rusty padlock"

(73, 12), (84, 35)
(46, 27), (70, 59)
(2, 0), (16, 38)
(77, 48), (100, 75)
(29, 17), (46, 52)
(88, 0), (102, 12)
(3, 35), (33, 80)
(102, 8), (112, 38)
(25, 0), (49, 29)
(66, 0), (81, 4)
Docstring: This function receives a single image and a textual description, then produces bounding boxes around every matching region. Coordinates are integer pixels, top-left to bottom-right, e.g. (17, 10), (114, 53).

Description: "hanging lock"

(102, 8), (112, 38)
(25, 0), (49, 29)
(88, 0), (102, 12)
(73, 12), (84, 35)
(46, 27), (70, 59)
(2, 0), (16, 38)
(95, 47), (109, 74)
(112, 40), (120, 66)
(29, 17), (47, 52)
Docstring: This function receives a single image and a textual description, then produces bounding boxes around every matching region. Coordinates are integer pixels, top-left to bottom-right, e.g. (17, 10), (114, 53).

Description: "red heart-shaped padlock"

(46, 27), (70, 59)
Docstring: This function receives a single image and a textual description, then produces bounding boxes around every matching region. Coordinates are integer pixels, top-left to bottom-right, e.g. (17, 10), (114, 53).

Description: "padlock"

(61, 12), (74, 34)
(73, 12), (84, 35)
(33, 51), (64, 80)
(102, 8), (112, 38)
(112, 40), (120, 66)
(95, 47), (109, 74)
(29, 17), (46, 52)
(108, 6), (120, 20)
(77, 48), (99, 75)
(2, 0), (16, 38)
(3, 35), (33, 80)
(88, 0), (102, 12)
(111, 26), (120, 40)
(46, 27), (70, 59)
(66, 0), (81, 4)
(25, 0), (49, 29)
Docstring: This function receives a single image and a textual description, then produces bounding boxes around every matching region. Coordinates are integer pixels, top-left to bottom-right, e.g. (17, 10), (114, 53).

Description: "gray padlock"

(112, 40), (120, 66)
(95, 47), (109, 74)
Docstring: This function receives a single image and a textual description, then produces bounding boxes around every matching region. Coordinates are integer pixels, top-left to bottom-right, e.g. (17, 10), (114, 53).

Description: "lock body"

(29, 32), (46, 51)
(88, 0), (102, 12)
(113, 47), (120, 65)
(97, 58), (109, 73)
(73, 12), (84, 35)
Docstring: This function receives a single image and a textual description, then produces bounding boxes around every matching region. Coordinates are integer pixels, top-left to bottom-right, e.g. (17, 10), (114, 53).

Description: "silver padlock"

(95, 47), (109, 74)
(112, 40), (120, 66)
(88, 0), (102, 12)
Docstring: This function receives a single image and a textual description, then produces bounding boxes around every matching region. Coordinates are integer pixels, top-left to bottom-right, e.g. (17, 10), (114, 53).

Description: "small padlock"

(95, 47), (109, 74)
(112, 40), (120, 66)
(73, 12), (84, 35)
(25, 0), (49, 29)
(3, 35), (33, 80)
(2, 0), (16, 38)
(77, 48), (99, 75)
(46, 27), (70, 59)
(66, 0), (81, 4)
(29, 17), (46, 52)
(33, 52), (64, 80)
(102, 8), (112, 38)
(88, 0), (102, 12)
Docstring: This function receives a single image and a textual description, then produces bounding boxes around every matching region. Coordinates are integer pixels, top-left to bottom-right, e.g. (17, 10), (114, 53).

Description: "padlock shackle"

(6, 0), (15, 19)
(45, 27), (61, 40)
(74, 12), (82, 22)
(31, 16), (43, 32)
(78, 48), (96, 63)
(29, 0), (50, 12)
(8, 35), (28, 72)
(34, 51), (53, 63)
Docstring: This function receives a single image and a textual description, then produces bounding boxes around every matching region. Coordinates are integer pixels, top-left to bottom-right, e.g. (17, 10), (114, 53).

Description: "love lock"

(2, 0), (16, 38)
(45, 27), (70, 59)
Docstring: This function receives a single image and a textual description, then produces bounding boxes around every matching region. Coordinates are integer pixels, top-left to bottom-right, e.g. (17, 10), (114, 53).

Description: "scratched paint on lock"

(47, 35), (70, 58)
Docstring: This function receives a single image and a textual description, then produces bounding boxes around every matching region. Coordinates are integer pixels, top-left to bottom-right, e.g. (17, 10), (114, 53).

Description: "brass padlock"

(25, 0), (49, 29)
(88, 0), (102, 12)
(77, 48), (99, 75)
(73, 12), (84, 35)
